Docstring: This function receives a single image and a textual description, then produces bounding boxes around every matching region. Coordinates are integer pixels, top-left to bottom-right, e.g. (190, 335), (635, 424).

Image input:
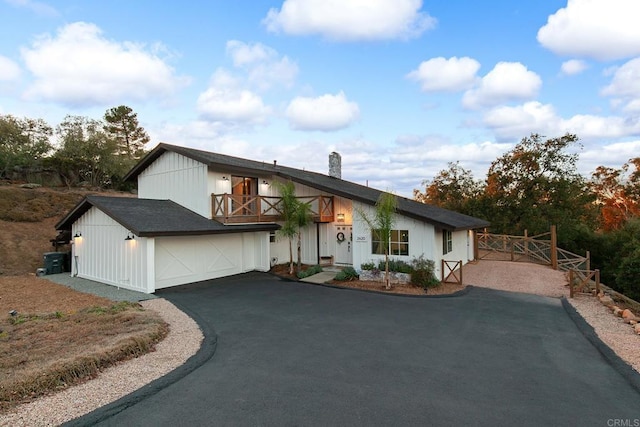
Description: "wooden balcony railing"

(212, 194), (334, 224)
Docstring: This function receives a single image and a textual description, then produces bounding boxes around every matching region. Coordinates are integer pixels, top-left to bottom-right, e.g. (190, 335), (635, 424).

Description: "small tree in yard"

(275, 181), (312, 275)
(357, 192), (398, 289)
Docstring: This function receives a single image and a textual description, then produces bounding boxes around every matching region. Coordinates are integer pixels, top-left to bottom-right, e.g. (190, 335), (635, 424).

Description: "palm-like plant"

(275, 180), (312, 275)
(357, 192), (398, 289)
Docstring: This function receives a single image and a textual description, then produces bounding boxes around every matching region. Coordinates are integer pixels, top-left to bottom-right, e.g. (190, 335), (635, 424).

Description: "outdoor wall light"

(336, 213), (345, 222)
(125, 232), (135, 241)
(262, 180), (269, 185)
(222, 176), (229, 181)
(73, 232), (82, 238)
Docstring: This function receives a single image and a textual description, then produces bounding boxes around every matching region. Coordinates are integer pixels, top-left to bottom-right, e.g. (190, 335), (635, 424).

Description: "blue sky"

(1, 0), (639, 197)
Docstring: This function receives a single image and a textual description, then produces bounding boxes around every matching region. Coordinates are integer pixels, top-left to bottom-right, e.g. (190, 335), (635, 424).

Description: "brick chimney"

(329, 152), (341, 179)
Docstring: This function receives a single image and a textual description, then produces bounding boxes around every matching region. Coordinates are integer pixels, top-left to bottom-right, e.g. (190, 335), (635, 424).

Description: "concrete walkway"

(44, 273), (156, 302)
(299, 271), (337, 284)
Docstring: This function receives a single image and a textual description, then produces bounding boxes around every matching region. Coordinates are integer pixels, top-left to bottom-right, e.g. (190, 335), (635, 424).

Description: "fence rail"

(442, 259), (463, 285)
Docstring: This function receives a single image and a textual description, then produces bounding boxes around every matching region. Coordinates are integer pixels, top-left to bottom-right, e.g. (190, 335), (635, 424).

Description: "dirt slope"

(0, 184), (132, 275)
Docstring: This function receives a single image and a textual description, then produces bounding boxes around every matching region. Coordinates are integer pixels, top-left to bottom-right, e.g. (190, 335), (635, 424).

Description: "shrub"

(377, 258), (413, 274)
(360, 261), (376, 271)
(410, 255), (440, 289)
(334, 267), (359, 281)
(296, 265), (323, 279)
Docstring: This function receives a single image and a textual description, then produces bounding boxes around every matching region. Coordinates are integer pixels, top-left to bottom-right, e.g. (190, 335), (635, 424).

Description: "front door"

(231, 176), (258, 215)
(334, 225), (352, 265)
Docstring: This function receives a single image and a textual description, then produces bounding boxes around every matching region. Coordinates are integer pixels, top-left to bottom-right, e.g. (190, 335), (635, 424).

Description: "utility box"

(43, 252), (65, 275)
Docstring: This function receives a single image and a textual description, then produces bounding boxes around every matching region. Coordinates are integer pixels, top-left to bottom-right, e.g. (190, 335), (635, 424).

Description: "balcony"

(212, 194), (334, 224)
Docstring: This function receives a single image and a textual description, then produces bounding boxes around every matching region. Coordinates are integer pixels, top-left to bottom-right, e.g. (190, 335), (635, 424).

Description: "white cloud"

(21, 22), (188, 107)
(0, 55), (20, 81)
(286, 91), (360, 131)
(560, 59), (588, 76)
(483, 101), (640, 141)
(5, 0), (59, 17)
(407, 56), (480, 92)
(225, 40), (298, 90)
(197, 69), (271, 125)
(462, 62), (542, 109)
(601, 57), (640, 112)
(538, 0), (640, 61)
(580, 140), (640, 173)
(263, 0), (436, 41)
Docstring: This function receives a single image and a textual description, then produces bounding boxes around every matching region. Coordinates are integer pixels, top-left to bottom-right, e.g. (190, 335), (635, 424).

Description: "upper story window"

(372, 229), (409, 256)
(442, 230), (453, 255)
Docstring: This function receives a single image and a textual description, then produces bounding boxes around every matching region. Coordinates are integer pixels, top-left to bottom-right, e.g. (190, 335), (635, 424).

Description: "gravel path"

(1, 299), (203, 427)
(3, 261), (638, 425)
(463, 260), (640, 373)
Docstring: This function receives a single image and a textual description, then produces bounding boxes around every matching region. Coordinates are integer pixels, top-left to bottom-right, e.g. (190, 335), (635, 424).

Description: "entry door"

(231, 176), (257, 215)
(335, 225), (353, 265)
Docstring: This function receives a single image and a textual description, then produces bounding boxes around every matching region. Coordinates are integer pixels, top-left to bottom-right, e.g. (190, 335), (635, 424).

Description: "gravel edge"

(1, 299), (203, 427)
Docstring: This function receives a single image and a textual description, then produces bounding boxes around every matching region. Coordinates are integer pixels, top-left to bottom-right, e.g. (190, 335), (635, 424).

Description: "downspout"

(316, 223), (320, 265)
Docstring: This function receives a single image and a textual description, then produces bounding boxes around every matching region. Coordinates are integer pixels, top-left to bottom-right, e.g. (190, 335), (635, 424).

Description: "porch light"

(262, 180), (269, 185)
(73, 232), (82, 238)
(222, 176), (229, 181)
(336, 213), (345, 222)
(125, 232), (135, 241)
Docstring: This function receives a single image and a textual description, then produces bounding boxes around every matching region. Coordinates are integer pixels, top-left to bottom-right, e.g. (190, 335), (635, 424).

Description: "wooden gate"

(441, 259), (462, 285)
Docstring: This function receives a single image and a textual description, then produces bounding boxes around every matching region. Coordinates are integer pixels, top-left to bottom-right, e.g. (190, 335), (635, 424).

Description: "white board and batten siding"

(138, 151), (210, 218)
(72, 207), (153, 293)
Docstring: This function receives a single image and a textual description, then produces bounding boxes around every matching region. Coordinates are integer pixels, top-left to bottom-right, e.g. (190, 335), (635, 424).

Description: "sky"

(1, 0), (639, 197)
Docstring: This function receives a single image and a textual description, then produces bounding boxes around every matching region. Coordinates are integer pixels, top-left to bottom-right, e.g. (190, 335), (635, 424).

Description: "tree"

(0, 114), (53, 179)
(52, 116), (120, 188)
(413, 161), (486, 217)
(590, 162), (640, 231)
(275, 181), (312, 275)
(357, 192), (398, 289)
(103, 105), (150, 159)
(484, 133), (596, 242)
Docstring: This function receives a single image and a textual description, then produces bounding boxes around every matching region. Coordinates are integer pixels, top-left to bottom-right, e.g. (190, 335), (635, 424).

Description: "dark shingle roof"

(125, 143), (490, 231)
(56, 196), (280, 237)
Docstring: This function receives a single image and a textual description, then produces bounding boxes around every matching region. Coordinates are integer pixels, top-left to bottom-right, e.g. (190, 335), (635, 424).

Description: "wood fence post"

(223, 193), (229, 224)
(459, 260), (463, 285)
(550, 225), (558, 270)
(595, 269), (600, 295)
(569, 269), (574, 298)
(473, 230), (479, 260)
(524, 229), (529, 259)
(441, 259), (444, 282)
(586, 250), (590, 272)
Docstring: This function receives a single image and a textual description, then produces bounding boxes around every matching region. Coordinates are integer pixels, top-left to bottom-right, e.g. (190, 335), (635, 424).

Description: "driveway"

(70, 272), (640, 426)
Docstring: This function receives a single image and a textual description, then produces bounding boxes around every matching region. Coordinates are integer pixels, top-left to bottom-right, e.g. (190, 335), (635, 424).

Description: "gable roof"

(125, 143), (490, 231)
(56, 196), (280, 237)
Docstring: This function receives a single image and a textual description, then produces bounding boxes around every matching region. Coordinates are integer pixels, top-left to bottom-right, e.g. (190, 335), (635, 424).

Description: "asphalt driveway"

(69, 272), (640, 426)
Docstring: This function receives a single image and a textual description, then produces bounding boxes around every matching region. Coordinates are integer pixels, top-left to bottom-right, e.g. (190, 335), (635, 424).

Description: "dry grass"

(0, 276), (168, 412)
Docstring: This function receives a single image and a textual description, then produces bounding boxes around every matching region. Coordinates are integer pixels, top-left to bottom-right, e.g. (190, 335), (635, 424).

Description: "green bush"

(296, 265), (323, 279)
(615, 248), (640, 301)
(360, 261), (376, 270)
(410, 255), (440, 289)
(377, 258), (413, 274)
(334, 267), (359, 281)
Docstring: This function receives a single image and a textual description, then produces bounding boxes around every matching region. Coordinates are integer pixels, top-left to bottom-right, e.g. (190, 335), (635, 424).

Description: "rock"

(634, 323), (640, 334)
(629, 319), (638, 325)
(622, 309), (635, 319)
(599, 295), (615, 307)
(20, 183), (41, 189)
(613, 307), (624, 317)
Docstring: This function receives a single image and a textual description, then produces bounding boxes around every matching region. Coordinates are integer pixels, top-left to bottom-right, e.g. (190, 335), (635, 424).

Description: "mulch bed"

(269, 264), (465, 296)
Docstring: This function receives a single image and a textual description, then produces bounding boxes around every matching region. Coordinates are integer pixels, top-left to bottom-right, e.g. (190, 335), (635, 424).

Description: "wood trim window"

(442, 230), (453, 255)
(372, 229), (409, 256)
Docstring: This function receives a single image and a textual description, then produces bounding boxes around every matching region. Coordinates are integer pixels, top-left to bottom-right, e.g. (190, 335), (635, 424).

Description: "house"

(56, 143), (490, 293)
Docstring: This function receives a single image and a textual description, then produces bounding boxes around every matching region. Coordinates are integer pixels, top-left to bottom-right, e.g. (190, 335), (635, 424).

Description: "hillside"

(0, 184), (133, 276)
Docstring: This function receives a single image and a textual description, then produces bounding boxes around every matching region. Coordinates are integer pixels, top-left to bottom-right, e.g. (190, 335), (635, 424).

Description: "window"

(269, 230), (276, 243)
(372, 229), (409, 256)
(442, 230), (452, 255)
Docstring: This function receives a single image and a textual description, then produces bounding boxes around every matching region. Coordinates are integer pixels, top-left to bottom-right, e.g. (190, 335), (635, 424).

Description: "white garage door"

(154, 234), (243, 289)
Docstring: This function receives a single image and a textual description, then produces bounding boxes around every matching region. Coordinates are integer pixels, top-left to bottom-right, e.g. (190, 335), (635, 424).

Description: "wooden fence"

(441, 260), (463, 285)
(477, 226), (600, 298)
